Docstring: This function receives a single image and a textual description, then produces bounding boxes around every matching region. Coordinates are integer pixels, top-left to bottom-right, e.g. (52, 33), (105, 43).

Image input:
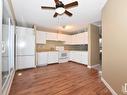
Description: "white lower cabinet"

(81, 52), (88, 65)
(69, 51), (88, 65)
(37, 52), (48, 66)
(48, 52), (58, 64)
(69, 51), (80, 62)
(37, 51), (59, 66)
(37, 51), (88, 66)
(16, 56), (35, 70)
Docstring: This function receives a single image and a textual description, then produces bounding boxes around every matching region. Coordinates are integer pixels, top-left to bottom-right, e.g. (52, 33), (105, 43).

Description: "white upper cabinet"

(46, 32), (68, 42)
(36, 31), (46, 44)
(71, 32), (88, 45)
(84, 32), (88, 44)
(46, 32), (58, 41)
(36, 31), (88, 45)
(64, 35), (72, 44)
(58, 33), (67, 41)
(76, 33), (85, 44)
(71, 34), (77, 44)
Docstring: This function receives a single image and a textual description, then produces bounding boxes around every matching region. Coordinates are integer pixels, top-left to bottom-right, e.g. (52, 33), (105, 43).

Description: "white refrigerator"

(16, 27), (36, 70)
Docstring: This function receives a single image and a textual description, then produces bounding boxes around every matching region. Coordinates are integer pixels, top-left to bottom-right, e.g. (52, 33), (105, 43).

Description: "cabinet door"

(69, 51), (73, 61)
(36, 31), (46, 44)
(46, 32), (58, 41)
(58, 34), (66, 41)
(71, 35), (76, 44)
(37, 52), (48, 66)
(74, 52), (82, 63)
(48, 52), (58, 64)
(58, 34), (63, 41)
(71, 34), (82, 45)
(69, 51), (78, 62)
(81, 52), (88, 65)
(16, 56), (35, 70)
(77, 33), (85, 44)
(78, 32), (88, 44)
(69, 51), (88, 64)
(84, 32), (88, 44)
(68, 32), (88, 45)
(64, 35), (72, 44)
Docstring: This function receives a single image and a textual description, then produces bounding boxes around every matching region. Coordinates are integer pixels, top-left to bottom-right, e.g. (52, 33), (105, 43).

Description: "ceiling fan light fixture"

(55, 7), (65, 14)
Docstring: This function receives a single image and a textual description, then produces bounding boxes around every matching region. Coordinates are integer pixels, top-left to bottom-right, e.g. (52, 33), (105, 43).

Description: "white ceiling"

(11, 0), (107, 33)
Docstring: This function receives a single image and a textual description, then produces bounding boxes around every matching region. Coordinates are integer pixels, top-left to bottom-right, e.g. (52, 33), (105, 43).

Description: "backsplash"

(64, 44), (88, 51)
(36, 40), (64, 51)
(36, 40), (88, 51)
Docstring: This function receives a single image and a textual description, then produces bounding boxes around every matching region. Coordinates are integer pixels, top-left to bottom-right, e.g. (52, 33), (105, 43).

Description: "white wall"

(0, 0), (3, 94)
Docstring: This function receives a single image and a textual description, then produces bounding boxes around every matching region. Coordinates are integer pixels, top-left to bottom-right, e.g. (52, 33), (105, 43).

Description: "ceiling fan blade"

(41, 6), (55, 9)
(54, 0), (59, 3)
(64, 1), (78, 9)
(53, 12), (58, 17)
(65, 10), (72, 16)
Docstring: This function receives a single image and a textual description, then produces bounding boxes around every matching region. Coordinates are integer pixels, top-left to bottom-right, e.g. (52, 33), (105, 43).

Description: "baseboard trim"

(48, 63), (59, 65)
(2, 70), (15, 95)
(91, 64), (100, 68)
(87, 64), (100, 69)
(99, 71), (102, 77)
(87, 65), (92, 69)
(101, 77), (118, 95)
(69, 61), (87, 66)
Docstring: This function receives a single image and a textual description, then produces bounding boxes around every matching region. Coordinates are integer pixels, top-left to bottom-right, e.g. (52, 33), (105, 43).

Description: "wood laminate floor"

(9, 62), (112, 95)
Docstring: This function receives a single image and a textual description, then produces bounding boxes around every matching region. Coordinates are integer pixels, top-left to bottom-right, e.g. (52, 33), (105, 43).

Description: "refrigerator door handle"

(2, 41), (6, 53)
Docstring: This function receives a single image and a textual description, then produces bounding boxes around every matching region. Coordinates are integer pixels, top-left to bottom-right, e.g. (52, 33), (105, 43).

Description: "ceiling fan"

(41, 0), (78, 17)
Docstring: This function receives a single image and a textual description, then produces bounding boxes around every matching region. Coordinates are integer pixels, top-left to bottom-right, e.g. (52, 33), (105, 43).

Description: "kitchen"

(16, 26), (88, 70)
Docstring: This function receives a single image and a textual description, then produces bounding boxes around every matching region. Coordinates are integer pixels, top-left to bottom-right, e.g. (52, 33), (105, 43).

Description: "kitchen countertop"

(36, 50), (87, 52)
(68, 50), (88, 51)
(36, 50), (59, 52)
